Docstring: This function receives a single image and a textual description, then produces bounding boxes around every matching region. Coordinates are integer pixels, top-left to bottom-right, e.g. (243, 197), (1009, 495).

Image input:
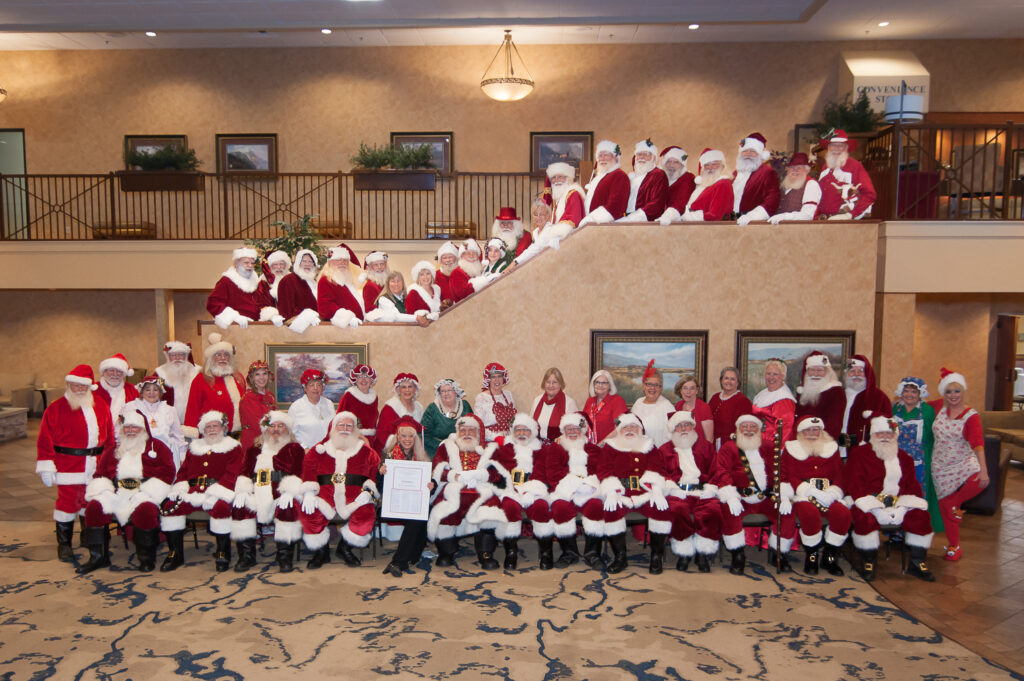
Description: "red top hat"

(787, 152), (811, 167)
(495, 206), (520, 221)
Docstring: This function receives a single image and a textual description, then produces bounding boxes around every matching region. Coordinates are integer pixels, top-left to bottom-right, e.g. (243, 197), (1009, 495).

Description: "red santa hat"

(546, 162), (575, 180)
(641, 359), (658, 384)
(937, 367), (967, 395)
(393, 372), (420, 393)
(261, 410), (294, 432)
(300, 368), (327, 385)
(659, 146), (688, 168)
(197, 410), (229, 434)
(869, 415), (898, 435)
(595, 139), (620, 159)
(266, 250), (291, 267)
(436, 241), (459, 260)
(796, 415), (826, 433)
(820, 128), (858, 151)
(668, 410), (696, 430)
(232, 246), (258, 261)
(364, 250), (388, 266)
(735, 414), (763, 430)
(327, 243), (360, 267)
(633, 138), (658, 163)
(512, 412), (539, 437)
(616, 413), (644, 433)
(410, 260), (436, 284)
(395, 414), (423, 434)
(456, 413), (485, 435)
(348, 364), (377, 385)
(99, 353), (134, 377)
(460, 238), (483, 257)
(739, 132), (771, 161)
(119, 409), (146, 430)
(205, 332), (235, 358)
(694, 148), (725, 185)
(805, 351), (831, 369)
(65, 364), (98, 389)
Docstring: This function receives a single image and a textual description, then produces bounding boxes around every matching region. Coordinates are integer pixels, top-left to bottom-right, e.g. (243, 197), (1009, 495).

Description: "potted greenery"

(813, 91), (887, 160)
(245, 214), (327, 267)
(118, 145), (205, 192)
(350, 142), (437, 191)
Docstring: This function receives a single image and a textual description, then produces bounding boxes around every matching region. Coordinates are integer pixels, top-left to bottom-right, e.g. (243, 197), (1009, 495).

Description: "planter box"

(117, 171), (205, 192)
(352, 169), (436, 191)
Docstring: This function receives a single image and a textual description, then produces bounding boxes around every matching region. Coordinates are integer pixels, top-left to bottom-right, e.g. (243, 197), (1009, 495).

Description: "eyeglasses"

(643, 382), (662, 388)
(593, 380), (610, 385)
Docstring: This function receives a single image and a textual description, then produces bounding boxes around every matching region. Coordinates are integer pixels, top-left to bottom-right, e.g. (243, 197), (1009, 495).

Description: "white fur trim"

(604, 517), (626, 536)
(546, 162), (575, 180)
(598, 476), (625, 498)
(223, 266), (260, 294)
(85, 477), (115, 500)
(699, 149), (725, 165)
(161, 514), (187, 531)
(341, 523), (372, 548)
(231, 517), (258, 541)
(799, 530), (823, 546)
(895, 495), (928, 511)
(904, 532), (933, 549)
(330, 308), (356, 328)
(232, 246), (258, 261)
(855, 495), (884, 513)
(289, 308), (321, 333)
(56, 472), (90, 485)
(695, 534), (719, 555)
(99, 355), (133, 377)
(722, 531), (746, 550)
(671, 537), (695, 557)
(234, 476), (254, 496)
(36, 460), (57, 474)
(648, 518), (672, 535)
(554, 520), (578, 538)
(497, 520), (522, 540)
(208, 516), (231, 535)
(206, 482), (235, 503)
(581, 516), (604, 536)
(585, 205), (614, 225)
(937, 372), (966, 395)
(852, 531), (881, 550)
(139, 477), (170, 503)
(825, 528), (848, 547)
(303, 527), (331, 550)
(274, 520), (304, 544)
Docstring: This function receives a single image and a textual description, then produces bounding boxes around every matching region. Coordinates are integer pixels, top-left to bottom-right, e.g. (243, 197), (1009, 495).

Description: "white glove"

(778, 496), (793, 515)
(658, 207), (681, 226)
(39, 471), (55, 487)
(276, 493), (294, 510)
(577, 215), (594, 228)
(682, 210), (703, 222)
(888, 506), (907, 525)
(236, 315), (253, 329)
(309, 316), (321, 327)
(270, 314), (284, 327)
(828, 213), (852, 221)
(348, 317), (362, 328)
(232, 493), (249, 509)
(650, 491), (669, 512)
(727, 496), (743, 516)
(301, 493), (317, 515)
(869, 507), (890, 524)
(812, 488), (834, 507)
(737, 213), (753, 226)
(603, 493), (625, 513)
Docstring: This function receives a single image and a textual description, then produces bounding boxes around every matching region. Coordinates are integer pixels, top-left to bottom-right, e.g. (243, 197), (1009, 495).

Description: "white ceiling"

(0, 0), (1021, 50)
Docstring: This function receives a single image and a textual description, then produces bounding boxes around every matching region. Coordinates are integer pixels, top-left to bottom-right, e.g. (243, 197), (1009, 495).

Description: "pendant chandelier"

(480, 30), (534, 102)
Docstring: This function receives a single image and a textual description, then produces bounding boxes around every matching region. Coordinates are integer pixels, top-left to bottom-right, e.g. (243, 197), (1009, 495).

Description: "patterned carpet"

(2, 521), (1021, 681)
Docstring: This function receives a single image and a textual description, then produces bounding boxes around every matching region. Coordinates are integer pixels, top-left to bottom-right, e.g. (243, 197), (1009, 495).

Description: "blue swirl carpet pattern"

(0, 521), (1020, 680)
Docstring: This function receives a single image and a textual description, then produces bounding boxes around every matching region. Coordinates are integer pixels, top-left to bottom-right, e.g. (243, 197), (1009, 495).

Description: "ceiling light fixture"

(688, 24), (700, 30)
(878, 21), (890, 27)
(321, 28), (332, 35)
(480, 30), (534, 102)
(145, 31), (157, 37)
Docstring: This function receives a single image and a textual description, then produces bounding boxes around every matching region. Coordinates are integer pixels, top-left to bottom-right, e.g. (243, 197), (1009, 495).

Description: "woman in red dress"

(239, 360), (276, 451)
(673, 373), (713, 443)
(582, 370), (627, 445)
(707, 366), (753, 449)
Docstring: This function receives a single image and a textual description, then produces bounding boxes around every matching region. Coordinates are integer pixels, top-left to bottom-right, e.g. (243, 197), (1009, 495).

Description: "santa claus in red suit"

(656, 146), (696, 225)
(491, 206), (533, 258)
(578, 139), (630, 227)
(406, 260), (442, 321)
(769, 153), (822, 223)
(733, 132), (781, 225)
(183, 333), (246, 439)
(336, 364), (380, 440)
(427, 414), (508, 569)
(79, 410), (175, 573)
(841, 354), (892, 453)
(515, 163), (585, 266)
(155, 341), (199, 424)
(660, 411), (725, 574)
(159, 410), (245, 572)
(682, 149), (734, 222)
(434, 241), (459, 308)
(316, 244), (365, 328)
(795, 351), (846, 441)
(845, 416), (936, 582)
(298, 411), (381, 568)
(231, 410), (306, 573)
(359, 250), (389, 312)
(492, 414), (557, 570)
(618, 139), (668, 223)
(207, 246), (282, 329)
(546, 412), (606, 568)
(93, 353), (139, 424)
(716, 415), (796, 574)
(36, 364), (116, 562)
(815, 129), (876, 220)
(263, 250), (291, 301)
(779, 416), (852, 576)
(597, 413), (673, 574)
(275, 248), (321, 333)
(448, 238), (498, 303)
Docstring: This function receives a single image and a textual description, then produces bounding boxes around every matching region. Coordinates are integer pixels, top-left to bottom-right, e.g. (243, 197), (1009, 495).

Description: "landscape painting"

(265, 343), (368, 408)
(590, 330), (707, 406)
(736, 330), (855, 400)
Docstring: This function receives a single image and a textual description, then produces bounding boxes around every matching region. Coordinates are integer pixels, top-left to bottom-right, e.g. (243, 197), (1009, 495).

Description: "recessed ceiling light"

(321, 28), (332, 34)
(145, 31), (157, 37)
(877, 21), (890, 27)
(688, 24), (700, 30)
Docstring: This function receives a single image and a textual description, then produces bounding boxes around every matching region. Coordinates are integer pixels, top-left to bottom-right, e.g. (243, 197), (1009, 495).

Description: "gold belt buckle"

(195, 475), (208, 489)
(628, 475), (640, 490)
(331, 473), (346, 485)
(118, 479), (140, 490)
(809, 477), (830, 491)
(512, 469), (526, 485)
(877, 493), (897, 508)
(256, 469), (272, 487)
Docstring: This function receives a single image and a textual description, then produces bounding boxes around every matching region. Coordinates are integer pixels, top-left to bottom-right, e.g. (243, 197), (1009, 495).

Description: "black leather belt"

(187, 476), (218, 490)
(619, 476), (641, 491)
(678, 482), (704, 492)
(317, 473), (370, 487)
(54, 445), (103, 457)
(252, 470), (283, 486)
(837, 433), (860, 448)
(511, 469), (531, 485)
(117, 478), (146, 490)
(738, 486), (769, 499)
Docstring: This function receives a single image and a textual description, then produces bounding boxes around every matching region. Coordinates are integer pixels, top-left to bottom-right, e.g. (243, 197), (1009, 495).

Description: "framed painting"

(793, 123), (821, 157)
(123, 134), (189, 169)
(265, 343), (368, 409)
(590, 330), (708, 406)
(735, 330), (855, 400)
(530, 131), (593, 176)
(216, 133), (278, 175)
(390, 131), (453, 175)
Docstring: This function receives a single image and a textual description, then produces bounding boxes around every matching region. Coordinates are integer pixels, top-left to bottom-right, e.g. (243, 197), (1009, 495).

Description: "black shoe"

(134, 528), (159, 573)
(476, 531), (500, 570)
(554, 536), (581, 568)
(435, 537), (458, 567)
(503, 537), (519, 570)
(582, 535), (604, 569)
(76, 527), (111, 574)
(858, 549), (878, 582)
(306, 545), (330, 569)
(728, 547), (746, 576)
(676, 556), (691, 571)
(606, 533), (628, 574)
(213, 534), (232, 572)
(803, 542), (821, 575)
(768, 549), (792, 573)
(822, 543), (845, 577)
(648, 533), (666, 575)
(695, 552), (711, 573)
(537, 537), (554, 571)
(908, 546), (936, 582)
(276, 542), (295, 573)
(234, 539), (257, 572)
(160, 530), (185, 572)
(336, 536), (362, 567)
(56, 521), (76, 563)
(383, 562), (403, 578)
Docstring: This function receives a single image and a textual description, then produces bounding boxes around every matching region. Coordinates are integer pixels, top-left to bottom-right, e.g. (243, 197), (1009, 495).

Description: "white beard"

(735, 433), (763, 452)
(324, 265), (352, 286)
(263, 431), (292, 454)
(663, 166), (683, 184)
(782, 174), (807, 191)
(671, 430), (698, 450)
(457, 435), (481, 452)
(551, 182), (570, 203)
(611, 431), (644, 452)
(439, 262), (456, 276)
(826, 150), (849, 170)
(735, 156), (761, 174)
(845, 376), (866, 392)
(701, 168), (724, 185)
(162, 360), (193, 385)
(595, 160), (619, 176)
(797, 435), (830, 457)
(799, 376), (829, 405)
(66, 390), (93, 411)
(210, 363), (234, 378)
(560, 435), (587, 453)
(102, 376), (124, 391)
(365, 270), (388, 287)
(633, 159), (656, 175)
(236, 266), (258, 282)
(205, 432), (225, 447)
(296, 266), (318, 282)
(115, 433), (147, 460)
(329, 430), (357, 450)
(459, 259), (483, 278)
(492, 221), (523, 249)
(871, 436), (899, 461)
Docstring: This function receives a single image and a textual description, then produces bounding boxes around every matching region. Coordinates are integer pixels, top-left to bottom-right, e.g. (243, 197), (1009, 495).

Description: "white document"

(381, 459), (432, 521)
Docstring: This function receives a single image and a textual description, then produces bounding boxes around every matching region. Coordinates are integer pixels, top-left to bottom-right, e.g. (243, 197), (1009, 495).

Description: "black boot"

(729, 547), (747, 576)
(79, 516), (88, 548)
(537, 537), (554, 570)
(213, 534), (232, 572)
(675, 555), (691, 571)
(648, 533), (666, 575)
(607, 533), (629, 574)
(160, 530), (185, 572)
(76, 526), (111, 574)
(134, 528), (159, 572)
(276, 542), (295, 573)
(306, 545), (330, 569)
(335, 536), (362, 567)
(908, 545), (936, 582)
(554, 536), (581, 568)
(822, 543), (845, 576)
(55, 521), (76, 562)
(582, 535), (604, 569)
(768, 548), (793, 573)
(475, 531), (499, 570)
(858, 549), (878, 582)
(234, 539), (257, 572)
(695, 551), (711, 573)
(503, 537), (519, 570)
(435, 537), (458, 567)
(803, 542), (821, 575)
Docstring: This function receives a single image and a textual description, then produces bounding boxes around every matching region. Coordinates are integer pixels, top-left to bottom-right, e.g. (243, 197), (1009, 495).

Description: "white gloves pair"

(39, 471), (55, 487)
(603, 492), (631, 513)
(870, 506), (907, 526)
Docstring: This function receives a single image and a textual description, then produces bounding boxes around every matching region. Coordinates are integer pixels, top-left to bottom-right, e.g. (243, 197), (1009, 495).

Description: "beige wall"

(0, 39), (1022, 175)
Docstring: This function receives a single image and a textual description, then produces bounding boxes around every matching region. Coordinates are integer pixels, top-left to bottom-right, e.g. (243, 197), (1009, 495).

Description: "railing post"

(1001, 121), (1015, 220)
(0, 173), (6, 240)
(108, 171), (118, 233)
(220, 173), (230, 239)
(890, 122), (902, 219)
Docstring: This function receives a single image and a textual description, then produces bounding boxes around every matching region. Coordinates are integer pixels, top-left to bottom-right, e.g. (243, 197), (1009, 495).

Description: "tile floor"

(3, 418), (1022, 674)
